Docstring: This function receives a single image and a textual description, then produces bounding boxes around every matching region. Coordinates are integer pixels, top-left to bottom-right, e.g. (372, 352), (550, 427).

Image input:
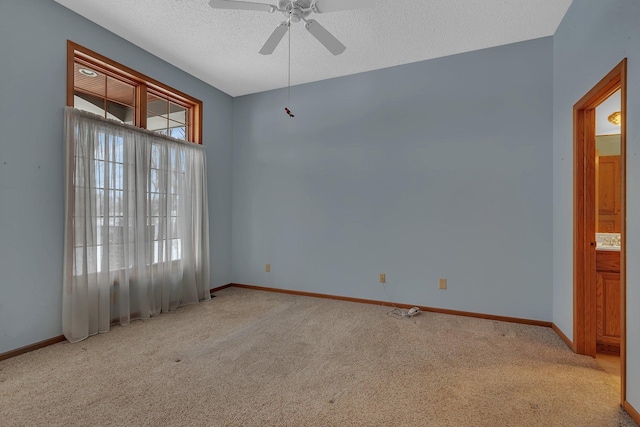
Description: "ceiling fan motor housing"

(209, 0), (351, 56)
(279, 0), (312, 23)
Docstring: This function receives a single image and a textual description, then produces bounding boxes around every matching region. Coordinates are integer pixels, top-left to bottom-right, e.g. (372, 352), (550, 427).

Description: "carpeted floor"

(0, 287), (635, 426)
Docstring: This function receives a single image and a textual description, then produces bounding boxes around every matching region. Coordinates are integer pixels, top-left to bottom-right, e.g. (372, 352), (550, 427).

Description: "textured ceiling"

(55, 0), (573, 97)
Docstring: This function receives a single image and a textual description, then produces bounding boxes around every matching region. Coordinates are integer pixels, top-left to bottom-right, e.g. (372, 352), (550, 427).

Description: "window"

(67, 40), (202, 144)
(63, 43), (209, 342)
(70, 126), (191, 275)
(63, 107), (210, 341)
(147, 91), (190, 140)
(64, 41), (205, 275)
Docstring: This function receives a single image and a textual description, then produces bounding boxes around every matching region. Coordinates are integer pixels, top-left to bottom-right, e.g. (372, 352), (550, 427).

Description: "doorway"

(573, 59), (627, 403)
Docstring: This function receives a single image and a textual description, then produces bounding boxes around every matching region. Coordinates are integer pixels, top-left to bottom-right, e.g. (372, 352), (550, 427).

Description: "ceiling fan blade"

(305, 19), (346, 55)
(312, 0), (374, 13)
(259, 22), (289, 55)
(209, 0), (277, 13)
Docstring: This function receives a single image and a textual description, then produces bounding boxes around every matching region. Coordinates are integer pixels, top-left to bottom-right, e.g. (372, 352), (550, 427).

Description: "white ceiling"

(55, 0), (573, 97)
(596, 90), (622, 136)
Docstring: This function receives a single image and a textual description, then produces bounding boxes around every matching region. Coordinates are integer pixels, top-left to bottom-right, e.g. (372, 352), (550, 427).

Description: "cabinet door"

(596, 271), (621, 353)
(597, 217), (617, 233)
(597, 156), (621, 232)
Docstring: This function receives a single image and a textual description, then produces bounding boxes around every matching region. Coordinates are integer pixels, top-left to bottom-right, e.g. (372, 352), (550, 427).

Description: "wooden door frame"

(573, 59), (627, 403)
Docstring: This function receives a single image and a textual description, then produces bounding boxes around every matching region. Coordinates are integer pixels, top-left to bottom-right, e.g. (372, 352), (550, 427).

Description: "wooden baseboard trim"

(552, 323), (574, 350)
(210, 283), (234, 295)
(0, 283), (555, 362)
(0, 284), (234, 362)
(624, 401), (640, 425)
(0, 335), (66, 362)
(415, 306), (551, 327)
(230, 283), (552, 327)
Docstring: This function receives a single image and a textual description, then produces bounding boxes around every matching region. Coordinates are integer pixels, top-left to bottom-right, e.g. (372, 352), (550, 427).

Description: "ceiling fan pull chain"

(285, 10), (295, 118)
(288, 14), (291, 107)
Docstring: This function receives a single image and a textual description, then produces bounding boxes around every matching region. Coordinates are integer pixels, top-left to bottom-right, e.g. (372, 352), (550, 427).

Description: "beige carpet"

(0, 287), (635, 426)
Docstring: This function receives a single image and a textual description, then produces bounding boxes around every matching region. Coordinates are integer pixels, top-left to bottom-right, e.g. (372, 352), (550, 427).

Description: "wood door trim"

(586, 107), (597, 356)
(619, 59), (628, 405)
(573, 59), (627, 404)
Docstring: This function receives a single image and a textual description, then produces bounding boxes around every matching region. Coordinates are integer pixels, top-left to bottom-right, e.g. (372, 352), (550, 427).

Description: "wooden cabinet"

(596, 155), (621, 232)
(595, 250), (620, 354)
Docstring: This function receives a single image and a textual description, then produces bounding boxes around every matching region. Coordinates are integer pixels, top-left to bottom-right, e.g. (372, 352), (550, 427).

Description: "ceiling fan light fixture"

(608, 111), (621, 126)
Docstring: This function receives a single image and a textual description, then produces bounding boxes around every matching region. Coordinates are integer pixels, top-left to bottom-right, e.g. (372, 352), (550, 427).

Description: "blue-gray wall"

(232, 37), (554, 321)
(552, 0), (640, 409)
(0, 0), (234, 354)
(5, 1), (637, 409)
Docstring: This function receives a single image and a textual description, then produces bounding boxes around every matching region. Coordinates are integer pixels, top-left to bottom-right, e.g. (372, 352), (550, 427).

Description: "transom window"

(67, 40), (202, 144)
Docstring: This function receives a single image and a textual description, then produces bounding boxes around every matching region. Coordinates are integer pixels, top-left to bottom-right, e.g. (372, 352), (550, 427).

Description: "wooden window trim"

(67, 40), (202, 144)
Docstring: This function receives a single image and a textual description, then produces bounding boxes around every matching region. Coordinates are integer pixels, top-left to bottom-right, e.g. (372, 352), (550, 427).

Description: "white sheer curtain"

(62, 107), (210, 343)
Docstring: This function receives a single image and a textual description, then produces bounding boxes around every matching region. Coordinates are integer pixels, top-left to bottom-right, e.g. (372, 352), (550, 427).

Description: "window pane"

(153, 240), (164, 263)
(106, 76), (135, 108)
(168, 121), (186, 141)
(169, 217), (179, 239)
(150, 193), (161, 216)
(74, 62), (105, 97)
(108, 163), (123, 190)
(170, 172), (180, 194)
(169, 195), (179, 216)
(93, 136), (105, 160)
(109, 223), (124, 245)
(109, 190), (123, 216)
(147, 94), (190, 141)
(106, 100), (134, 125)
(74, 91), (105, 118)
(110, 136), (124, 163)
(108, 244), (124, 269)
(74, 247), (89, 275)
(150, 144), (161, 169)
(178, 151), (187, 173)
(147, 113), (168, 132)
(74, 62), (107, 117)
(169, 150), (185, 172)
(148, 94), (168, 116)
(150, 217), (161, 240)
(94, 161), (105, 188)
(171, 239), (181, 261)
(169, 103), (187, 124)
(95, 217), (104, 246)
(149, 169), (160, 193)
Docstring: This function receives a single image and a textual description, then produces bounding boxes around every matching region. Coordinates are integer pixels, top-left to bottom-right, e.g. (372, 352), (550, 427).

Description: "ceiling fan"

(209, 0), (374, 55)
